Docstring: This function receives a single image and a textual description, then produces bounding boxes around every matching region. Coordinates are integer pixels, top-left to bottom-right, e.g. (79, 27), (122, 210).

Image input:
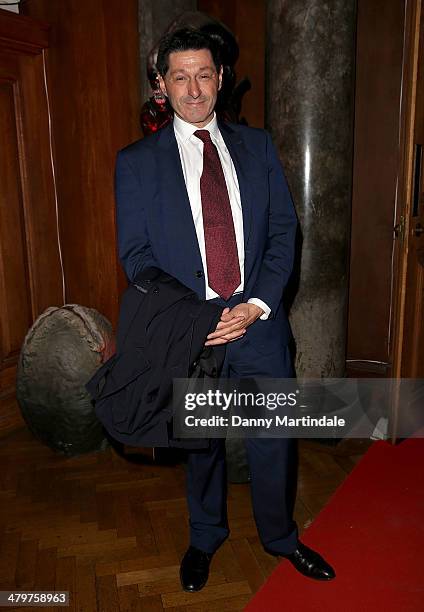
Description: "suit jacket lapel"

(156, 124), (204, 282)
(218, 121), (254, 281)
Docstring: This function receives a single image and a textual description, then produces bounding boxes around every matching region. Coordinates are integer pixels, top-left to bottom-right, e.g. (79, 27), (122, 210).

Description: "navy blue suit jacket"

(115, 121), (297, 347)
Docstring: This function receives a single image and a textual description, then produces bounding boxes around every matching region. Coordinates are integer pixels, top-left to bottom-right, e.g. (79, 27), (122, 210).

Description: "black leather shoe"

(276, 542), (336, 581)
(180, 546), (213, 592)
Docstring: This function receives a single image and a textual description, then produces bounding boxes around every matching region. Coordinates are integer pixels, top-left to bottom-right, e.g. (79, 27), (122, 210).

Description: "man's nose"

(187, 78), (201, 98)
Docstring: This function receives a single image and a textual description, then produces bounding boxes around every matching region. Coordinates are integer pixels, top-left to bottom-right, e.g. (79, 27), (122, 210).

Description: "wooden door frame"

(391, 0), (422, 378)
(0, 8), (63, 437)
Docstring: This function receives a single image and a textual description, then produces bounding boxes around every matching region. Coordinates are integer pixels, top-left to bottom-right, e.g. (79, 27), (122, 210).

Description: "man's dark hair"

(156, 27), (222, 77)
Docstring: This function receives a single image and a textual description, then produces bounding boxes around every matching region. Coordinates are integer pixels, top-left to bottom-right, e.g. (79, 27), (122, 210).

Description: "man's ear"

(218, 66), (223, 91)
(157, 74), (168, 97)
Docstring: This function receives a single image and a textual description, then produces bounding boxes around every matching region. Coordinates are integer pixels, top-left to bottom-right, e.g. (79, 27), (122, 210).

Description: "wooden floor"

(0, 429), (371, 611)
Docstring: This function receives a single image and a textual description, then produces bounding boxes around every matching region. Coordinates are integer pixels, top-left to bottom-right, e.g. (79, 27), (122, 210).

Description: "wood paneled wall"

(21, 0), (142, 327)
(0, 2), (141, 436)
(0, 9), (63, 435)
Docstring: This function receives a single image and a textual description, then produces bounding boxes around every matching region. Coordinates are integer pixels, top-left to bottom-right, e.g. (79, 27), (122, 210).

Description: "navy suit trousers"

(186, 295), (299, 555)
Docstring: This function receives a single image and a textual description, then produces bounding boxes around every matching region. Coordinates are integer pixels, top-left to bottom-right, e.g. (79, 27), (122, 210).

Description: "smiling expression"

(158, 48), (222, 128)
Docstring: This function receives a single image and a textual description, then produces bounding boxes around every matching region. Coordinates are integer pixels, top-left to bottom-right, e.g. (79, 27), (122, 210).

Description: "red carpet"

(246, 438), (424, 611)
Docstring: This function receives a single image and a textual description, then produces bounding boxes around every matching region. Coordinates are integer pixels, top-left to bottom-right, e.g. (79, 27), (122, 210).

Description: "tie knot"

(194, 129), (212, 144)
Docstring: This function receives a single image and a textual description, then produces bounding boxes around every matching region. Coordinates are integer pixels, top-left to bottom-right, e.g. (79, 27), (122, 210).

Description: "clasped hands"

(205, 303), (264, 346)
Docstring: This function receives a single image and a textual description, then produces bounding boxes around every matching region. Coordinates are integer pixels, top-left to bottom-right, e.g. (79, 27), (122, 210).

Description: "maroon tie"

(194, 129), (241, 300)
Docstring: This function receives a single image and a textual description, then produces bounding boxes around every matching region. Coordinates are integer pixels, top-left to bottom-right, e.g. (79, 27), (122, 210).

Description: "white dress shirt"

(173, 113), (270, 319)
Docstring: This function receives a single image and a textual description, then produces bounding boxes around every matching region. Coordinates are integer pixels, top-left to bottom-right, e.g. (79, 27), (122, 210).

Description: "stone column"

(266, 0), (356, 376)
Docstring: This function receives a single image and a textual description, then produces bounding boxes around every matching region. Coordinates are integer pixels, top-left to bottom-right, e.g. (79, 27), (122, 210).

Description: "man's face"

(158, 48), (222, 127)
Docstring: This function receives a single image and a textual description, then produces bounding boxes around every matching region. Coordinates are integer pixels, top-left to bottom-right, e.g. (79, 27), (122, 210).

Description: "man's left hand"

(205, 303), (264, 346)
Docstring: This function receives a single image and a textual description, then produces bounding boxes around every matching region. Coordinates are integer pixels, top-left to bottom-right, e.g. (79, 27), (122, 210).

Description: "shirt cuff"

(247, 298), (271, 320)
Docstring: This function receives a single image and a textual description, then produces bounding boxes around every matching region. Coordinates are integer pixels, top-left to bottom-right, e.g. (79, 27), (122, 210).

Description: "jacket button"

(196, 270), (203, 278)
(152, 287), (159, 294)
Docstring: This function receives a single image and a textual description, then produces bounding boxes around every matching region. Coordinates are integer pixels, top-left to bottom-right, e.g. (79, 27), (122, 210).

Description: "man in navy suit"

(115, 28), (335, 591)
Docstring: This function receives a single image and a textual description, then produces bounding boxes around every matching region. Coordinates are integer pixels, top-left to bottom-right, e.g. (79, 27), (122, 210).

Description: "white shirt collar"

(173, 112), (219, 143)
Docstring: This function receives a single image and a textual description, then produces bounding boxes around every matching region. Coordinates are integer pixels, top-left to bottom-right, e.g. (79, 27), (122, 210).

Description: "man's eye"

(175, 76), (186, 81)
(199, 74), (211, 80)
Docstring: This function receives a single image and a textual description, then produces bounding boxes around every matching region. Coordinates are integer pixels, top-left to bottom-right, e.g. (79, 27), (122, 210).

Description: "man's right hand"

(205, 307), (247, 346)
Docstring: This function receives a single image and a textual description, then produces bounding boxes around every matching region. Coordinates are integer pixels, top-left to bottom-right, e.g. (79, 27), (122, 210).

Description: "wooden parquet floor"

(0, 429), (371, 611)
